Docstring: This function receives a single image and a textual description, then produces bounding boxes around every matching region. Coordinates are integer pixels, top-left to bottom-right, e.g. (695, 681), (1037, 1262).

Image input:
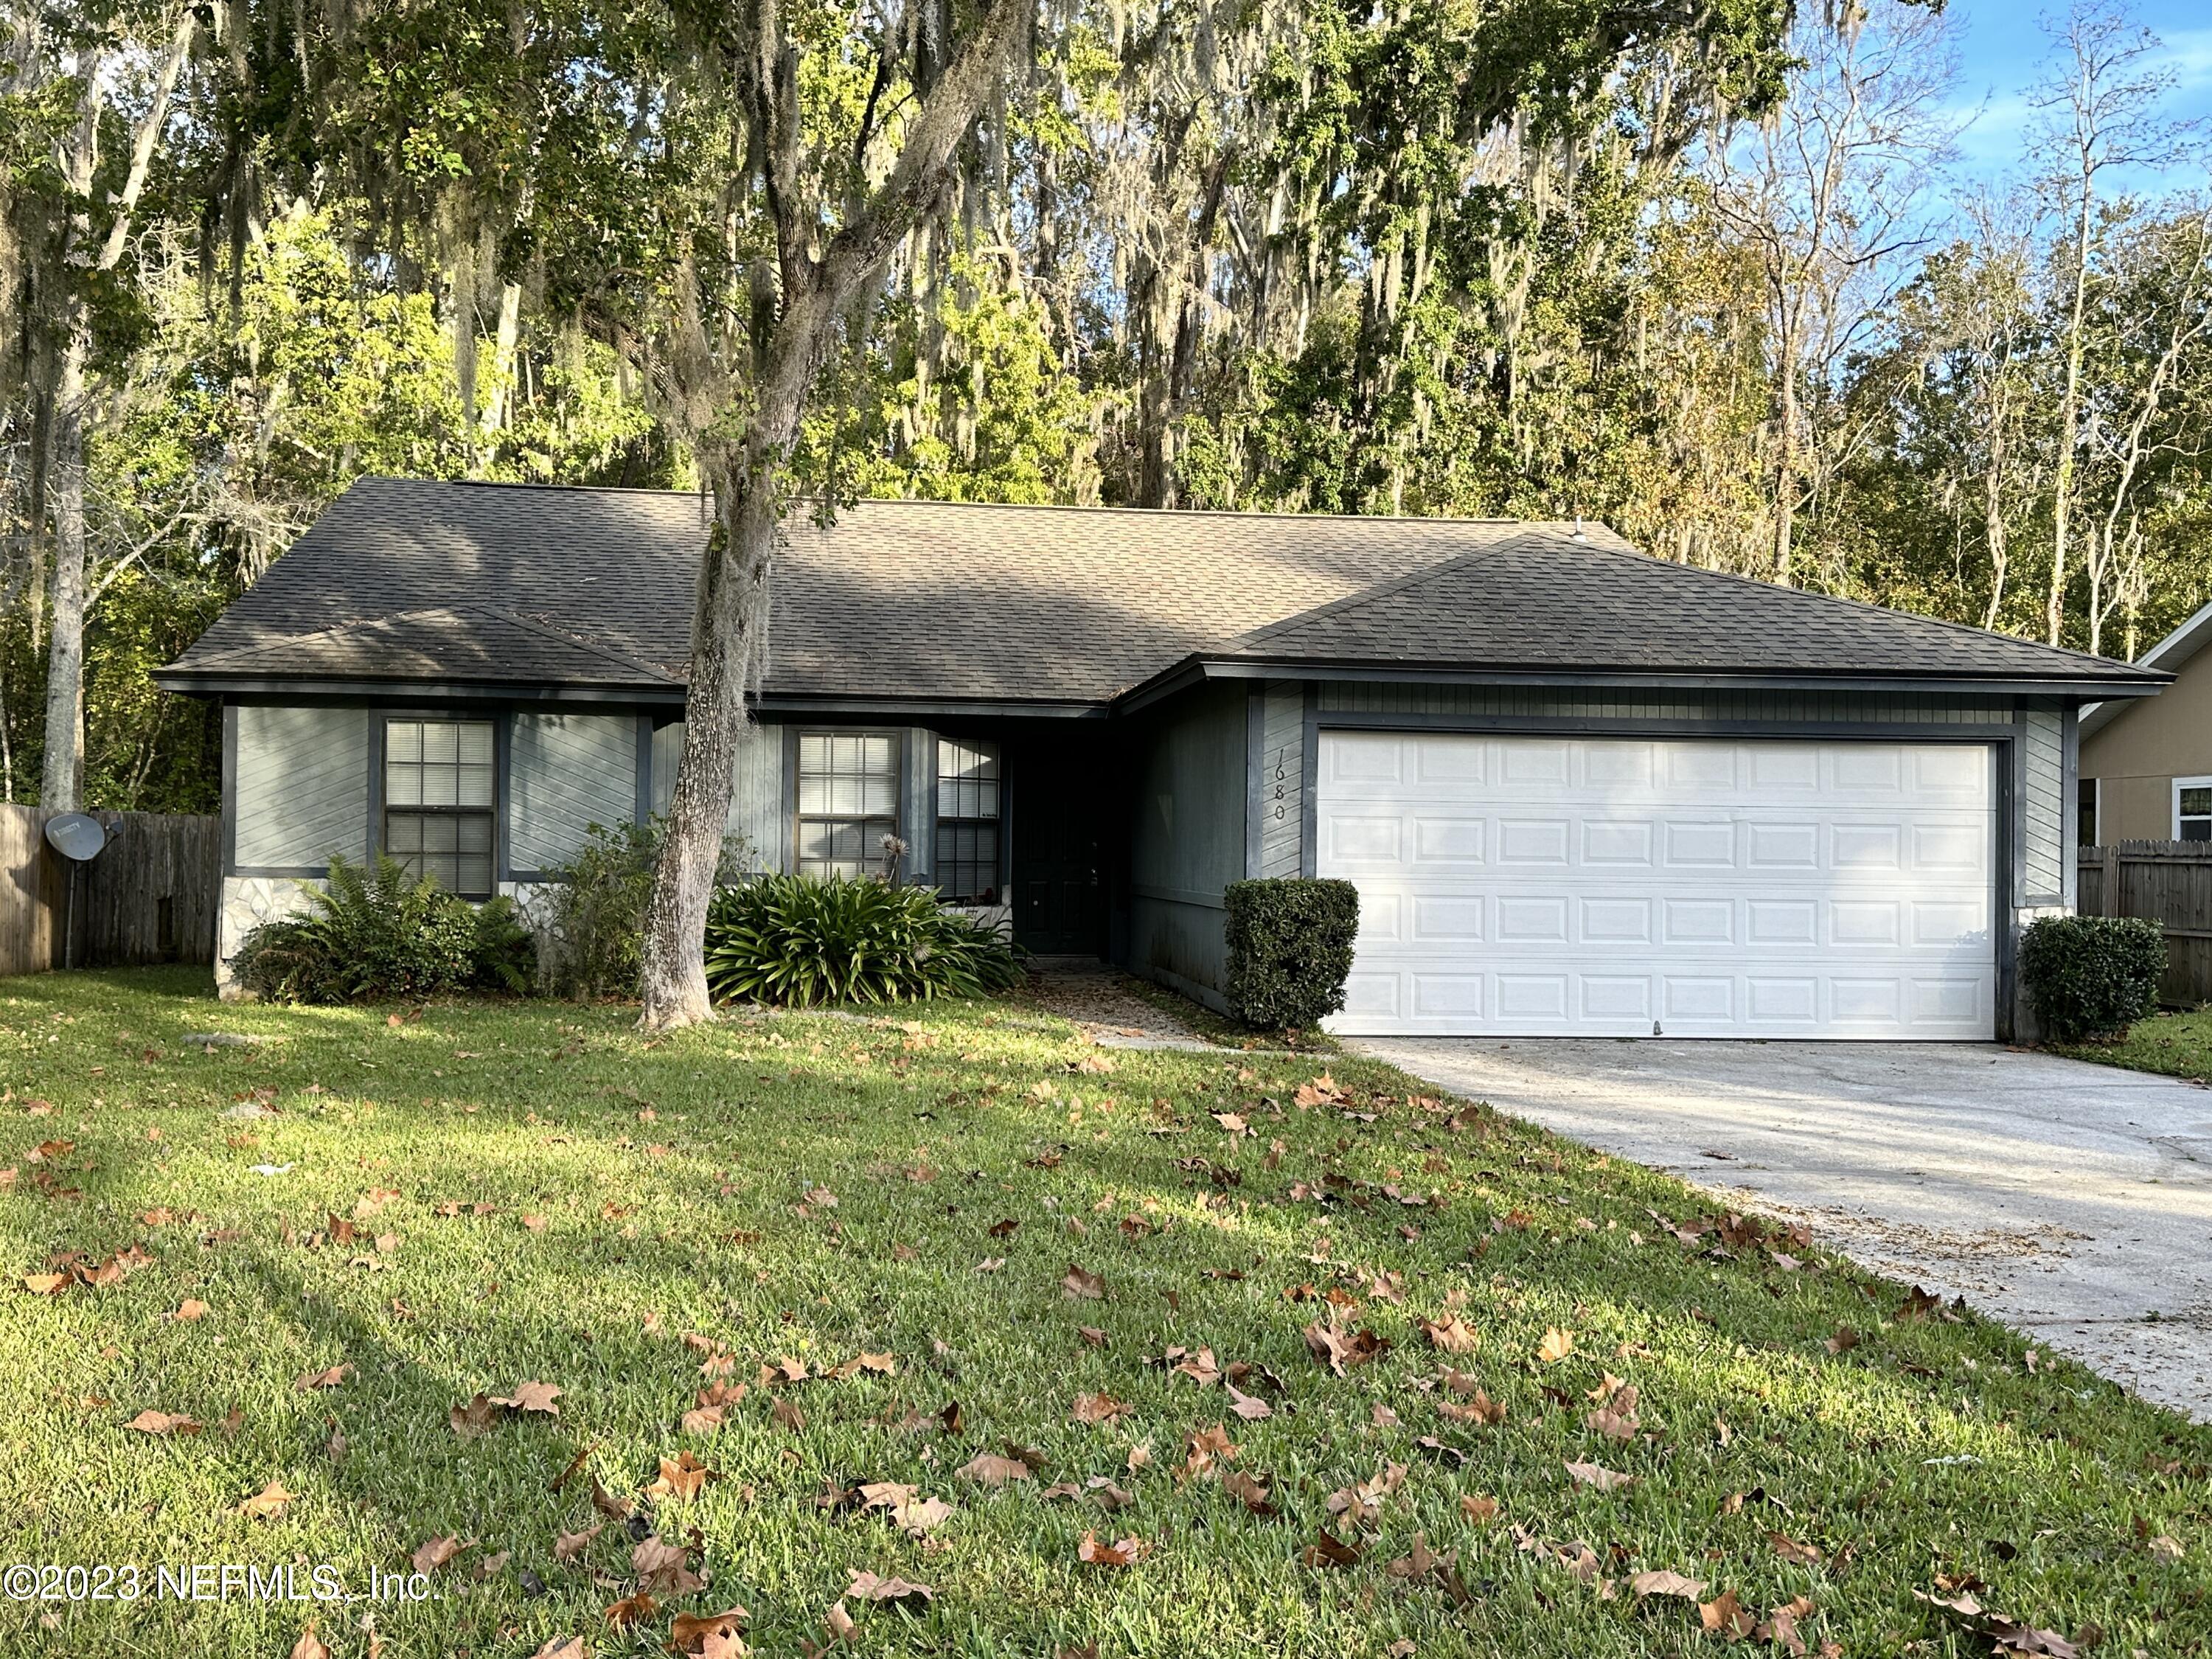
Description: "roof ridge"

(380, 474), (1540, 529)
(1227, 528), (1569, 651)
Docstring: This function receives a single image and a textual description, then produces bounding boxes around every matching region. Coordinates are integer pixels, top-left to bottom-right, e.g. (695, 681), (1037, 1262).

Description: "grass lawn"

(2, 968), (2206, 1659)
(2050, 1006), (2212, 1081)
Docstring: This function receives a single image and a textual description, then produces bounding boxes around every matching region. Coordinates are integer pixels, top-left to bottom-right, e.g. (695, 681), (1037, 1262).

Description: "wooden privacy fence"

(0, 804), (220, 978)
(2078, 840), (2212, 1007)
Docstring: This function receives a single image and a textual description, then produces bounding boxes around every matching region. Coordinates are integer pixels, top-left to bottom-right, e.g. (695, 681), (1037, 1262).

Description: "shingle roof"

(162, 476), (2160, 705)
(1220, 529), (2141, 682)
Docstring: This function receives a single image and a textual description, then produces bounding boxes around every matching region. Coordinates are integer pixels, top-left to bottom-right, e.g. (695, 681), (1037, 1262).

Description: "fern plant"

(233, 853), (535, 1003)
(702, 874), (1023, 1007)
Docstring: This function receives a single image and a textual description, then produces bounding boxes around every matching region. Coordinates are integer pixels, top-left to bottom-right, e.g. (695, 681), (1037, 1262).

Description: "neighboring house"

(2079, 599), (2212, 846)
(157, 477), (2164, 1040)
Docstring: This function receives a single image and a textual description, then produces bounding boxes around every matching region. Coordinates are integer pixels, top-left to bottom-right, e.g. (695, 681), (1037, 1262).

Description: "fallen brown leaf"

(1565, 1460), (1633, 1492)
(1226, 1383), (1273, 1421)
(238, 1479), (293, 1520)
(1630, 1569), (1706, 1600)
(956, 1451), (1032, 1486)
(843, 1569), (934, 1610)
(1419, 1314), (1479, 1354)
(670, 1606), (751, 1655)
(493, 1379), (562, 1415)
(647, 1451), (721, 1501)
(1702, 1588), (1756, 1638)
(1301, 1528), (1363, 1568)
(125, 1408), (200, 1436)
(1071, 1392), (1132, 1425)
(412, 1534), (465, 1575)
(552, 1522), (603, 1560)
(633, 1534), (703, 1595)
(1077, 1531), (1150, 1567)
(1062, 1262), (1106, 1300)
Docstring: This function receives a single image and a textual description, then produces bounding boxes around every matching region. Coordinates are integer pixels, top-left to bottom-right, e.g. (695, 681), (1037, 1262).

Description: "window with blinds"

(796, 731), (900, 880)
(935, 738), (1001, 902)
(383, 719), (495, 897)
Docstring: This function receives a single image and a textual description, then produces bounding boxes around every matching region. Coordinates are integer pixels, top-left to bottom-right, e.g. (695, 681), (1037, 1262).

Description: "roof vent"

(1570, 517), (1587, 542)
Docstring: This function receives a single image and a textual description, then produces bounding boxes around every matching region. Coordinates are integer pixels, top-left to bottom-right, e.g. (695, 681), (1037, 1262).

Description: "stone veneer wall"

(215, 875), (324, 997)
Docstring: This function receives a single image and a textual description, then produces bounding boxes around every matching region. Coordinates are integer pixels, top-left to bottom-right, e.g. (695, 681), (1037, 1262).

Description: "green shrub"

(1223, 877), (1360, 1032)
(703, 874), (1023, 1007)
(538, 817), (756, 1000)
(2020, 914), (2166, 1043)
(232, 853), (535, 1004)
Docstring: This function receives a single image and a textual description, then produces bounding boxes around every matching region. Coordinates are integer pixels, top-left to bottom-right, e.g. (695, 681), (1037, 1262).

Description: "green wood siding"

(1129, 681), (1248, 1006)
(508, 713), (639, 872)
(233, 706), (368, 870)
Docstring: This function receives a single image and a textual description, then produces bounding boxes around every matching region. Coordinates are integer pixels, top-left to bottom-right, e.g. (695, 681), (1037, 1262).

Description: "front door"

(1011, 742), (1105, 956)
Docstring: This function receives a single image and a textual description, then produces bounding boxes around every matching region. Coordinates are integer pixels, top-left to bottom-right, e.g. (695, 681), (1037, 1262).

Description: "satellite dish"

(44, 813), (108, 863)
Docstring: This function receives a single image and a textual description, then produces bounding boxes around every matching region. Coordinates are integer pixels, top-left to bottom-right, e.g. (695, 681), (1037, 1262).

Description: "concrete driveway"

(1352, 1038), (2212, 1422)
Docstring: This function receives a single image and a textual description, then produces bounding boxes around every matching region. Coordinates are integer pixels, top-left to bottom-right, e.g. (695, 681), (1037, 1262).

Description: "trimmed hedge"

(1223, 877), (1360, 1032)
(2018, 914), (2166, 1043)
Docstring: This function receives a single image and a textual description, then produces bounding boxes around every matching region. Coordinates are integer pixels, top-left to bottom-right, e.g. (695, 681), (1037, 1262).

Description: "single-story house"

(2079, 598), (2212, 844)
(157, 477), (2166, 1039)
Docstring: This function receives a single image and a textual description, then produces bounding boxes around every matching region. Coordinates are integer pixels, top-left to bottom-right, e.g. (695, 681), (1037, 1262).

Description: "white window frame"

(2174, 775), (2212, 842)
(2079, 776), (2100, 849)
(793, 728), (903, 880)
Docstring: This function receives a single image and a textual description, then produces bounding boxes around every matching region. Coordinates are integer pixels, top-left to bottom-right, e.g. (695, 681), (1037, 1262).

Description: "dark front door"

(1010, 741), (1105, 956)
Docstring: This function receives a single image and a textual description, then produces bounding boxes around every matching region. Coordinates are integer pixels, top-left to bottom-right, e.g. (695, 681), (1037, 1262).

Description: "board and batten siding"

(1129, 681), (1249, 1008)
(232, 706), (369, 870)
(2023, 703), (2067, 903)
(1256, 681), (1304, 879)
(651, 720), (790, 872)
(508, 713), (639, 874)
(902, 728), (936, 885)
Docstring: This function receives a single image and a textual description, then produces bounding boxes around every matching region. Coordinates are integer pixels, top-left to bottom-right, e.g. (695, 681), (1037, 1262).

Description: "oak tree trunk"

(40, 334), (90, 812)
(638, 296), (830, 1031)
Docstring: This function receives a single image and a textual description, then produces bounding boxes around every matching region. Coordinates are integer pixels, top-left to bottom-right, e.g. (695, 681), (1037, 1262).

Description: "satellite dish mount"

(43, 813), (110, 970)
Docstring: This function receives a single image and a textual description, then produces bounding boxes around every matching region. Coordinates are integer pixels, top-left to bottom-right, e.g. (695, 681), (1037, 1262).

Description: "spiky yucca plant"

(702, 874), (1021, 1007)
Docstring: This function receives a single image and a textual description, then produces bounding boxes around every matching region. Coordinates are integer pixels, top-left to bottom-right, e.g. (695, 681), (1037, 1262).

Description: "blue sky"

(1942, 0), (2212, 191)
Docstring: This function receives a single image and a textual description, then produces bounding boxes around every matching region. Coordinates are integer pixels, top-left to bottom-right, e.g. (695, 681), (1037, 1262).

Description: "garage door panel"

(1584, 742), (1655, 787)
(1749, 746), (1821, 790)
(1319, 734), (1996, 1039)
(1664, 822), (1737, 866)
(1326, 815), (1402, 865)
(1832, 900), (1900, 945)
(1832, 747), (1905, 791)
(1582, 976), (1652, 1018)
(1663, 898), (1734, 943)
(1747, 900), (1817, 945)
(1328, 734), (1405, 784)
(1582, 821), (1655, 864)
(1410, 895), (1482, 942)
(1498, 820), (1570, 863)
(1580, 897), (1654, 942)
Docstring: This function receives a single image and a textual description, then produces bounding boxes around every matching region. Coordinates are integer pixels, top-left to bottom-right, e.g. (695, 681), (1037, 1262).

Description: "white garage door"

(1318, 733), (1996, 1039)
